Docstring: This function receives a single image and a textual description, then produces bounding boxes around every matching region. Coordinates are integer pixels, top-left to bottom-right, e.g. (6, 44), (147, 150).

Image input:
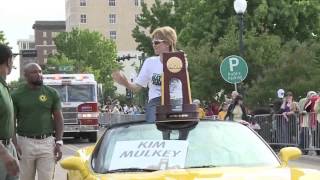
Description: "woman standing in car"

(112, 26), (180, 122)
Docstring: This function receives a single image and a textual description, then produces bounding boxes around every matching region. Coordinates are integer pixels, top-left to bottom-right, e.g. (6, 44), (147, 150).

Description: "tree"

(246, 39), (320, 106)
(132, 0), (183, 56)
(131, 0), (320, 107)
(43, 53), (76, 74)
(177, 0), (320, 48)
(0, 31), (8, 45)
(53, 28), (119, 96)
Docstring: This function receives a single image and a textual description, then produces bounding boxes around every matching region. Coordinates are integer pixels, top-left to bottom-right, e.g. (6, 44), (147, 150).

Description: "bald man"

(11, 63), (63, 180)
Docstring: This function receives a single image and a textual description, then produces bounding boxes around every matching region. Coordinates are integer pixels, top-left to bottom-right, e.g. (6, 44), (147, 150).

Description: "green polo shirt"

(11, 84), (61, 136)
(0, 77), (14, 139)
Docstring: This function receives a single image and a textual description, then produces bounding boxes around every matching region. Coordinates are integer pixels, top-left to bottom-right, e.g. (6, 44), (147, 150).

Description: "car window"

(92, 121), (279, 173)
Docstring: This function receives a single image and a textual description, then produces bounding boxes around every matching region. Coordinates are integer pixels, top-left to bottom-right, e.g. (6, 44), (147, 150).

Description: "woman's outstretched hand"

(112, 70), (128, 86)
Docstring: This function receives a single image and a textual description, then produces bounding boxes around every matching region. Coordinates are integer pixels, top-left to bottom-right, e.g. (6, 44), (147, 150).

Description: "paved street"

(53, 128), (320, 179)
(53, 128), (106, 180)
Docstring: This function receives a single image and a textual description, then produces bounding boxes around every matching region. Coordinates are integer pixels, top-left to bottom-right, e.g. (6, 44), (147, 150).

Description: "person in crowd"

(193, 99), (205, 119)
(281, 91), (299, 120)
(278, 91), (298, 144)
(210, 100), (220, 115)
(205, 104), (214, 117)
(316, 92), (320, 155)
(217, 102), (228, 120)
(0, 44), (20, 180)
(112, 26), (181, 122)
(273, 89), (285, 114)
(231, 91), (239, 102)
(11, 63), (63, 180)
(111, 104), (120, 114)
(123, 104), (129, 114)
(224, 95), (248, 122)
(128, 104), (135, 115)
(298, 91), (317, 154)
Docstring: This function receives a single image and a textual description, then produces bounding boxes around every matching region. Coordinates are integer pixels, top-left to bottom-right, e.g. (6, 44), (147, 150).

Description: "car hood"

(94, 166), (320, 180)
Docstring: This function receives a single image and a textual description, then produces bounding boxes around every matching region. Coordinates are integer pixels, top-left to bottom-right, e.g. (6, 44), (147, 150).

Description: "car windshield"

(49, 85), (67, 102)
(49, 84), (95, 102)
(91, 121), (279, 173)
(67, 84), (95, 102)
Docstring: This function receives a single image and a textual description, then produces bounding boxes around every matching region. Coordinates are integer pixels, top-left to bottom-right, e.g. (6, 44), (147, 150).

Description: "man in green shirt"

(12, 63), (63, 180)
(0, 44), (20, 179)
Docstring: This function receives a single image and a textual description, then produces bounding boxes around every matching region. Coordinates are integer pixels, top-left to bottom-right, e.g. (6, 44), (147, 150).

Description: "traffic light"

(21, 50), (37, 57)
(116, 54), (137, 62)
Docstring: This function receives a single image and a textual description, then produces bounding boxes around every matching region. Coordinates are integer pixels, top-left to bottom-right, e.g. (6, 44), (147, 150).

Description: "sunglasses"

(152, 39), (165, 45)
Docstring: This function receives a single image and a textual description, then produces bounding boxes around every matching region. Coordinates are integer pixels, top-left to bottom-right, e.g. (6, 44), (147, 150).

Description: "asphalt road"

(53, 129), (105, 179)
(53, 128), (320, 179)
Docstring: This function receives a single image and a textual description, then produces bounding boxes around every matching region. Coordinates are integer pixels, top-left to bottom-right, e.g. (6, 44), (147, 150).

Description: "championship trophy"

(156, 51), (198, 122)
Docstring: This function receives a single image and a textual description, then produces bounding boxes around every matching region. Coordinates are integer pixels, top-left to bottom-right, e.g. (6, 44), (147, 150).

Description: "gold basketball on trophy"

(167, 57), (183, 73)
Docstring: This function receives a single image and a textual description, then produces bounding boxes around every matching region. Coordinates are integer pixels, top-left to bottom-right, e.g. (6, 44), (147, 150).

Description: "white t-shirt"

(135, 56), (182, 102)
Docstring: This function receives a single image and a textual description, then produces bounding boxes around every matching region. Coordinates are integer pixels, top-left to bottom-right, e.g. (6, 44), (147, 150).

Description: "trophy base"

(156, 104), (199, 122)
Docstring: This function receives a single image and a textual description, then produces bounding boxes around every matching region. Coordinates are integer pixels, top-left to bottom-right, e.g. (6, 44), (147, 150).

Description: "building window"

(110, 31), (116, 40)
(134, 0), (139, 6)
(141, 0), (144, 5)
(44, 58), (48, 63)
(80, 0), (87, 6)
(109, 14), (116, 24)
(80, 14), (87, 23)
(43, 32), (47, 37)
(44, 49), (47, 55)
(109, 0), (115, 6)
(43, 40), (47, 45)
(52, 32), (60, 38)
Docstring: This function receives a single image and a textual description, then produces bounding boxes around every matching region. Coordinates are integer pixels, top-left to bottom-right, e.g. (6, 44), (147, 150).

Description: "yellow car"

(61, 120), (320, 180)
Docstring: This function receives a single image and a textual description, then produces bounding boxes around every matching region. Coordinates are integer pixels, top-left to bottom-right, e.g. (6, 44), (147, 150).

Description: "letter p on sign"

(229, 58), (239, 72)
(220, 55), (248, 84)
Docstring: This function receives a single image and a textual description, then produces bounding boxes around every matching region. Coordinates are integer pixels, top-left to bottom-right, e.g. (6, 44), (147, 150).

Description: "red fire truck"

(43, 74), (99, 142)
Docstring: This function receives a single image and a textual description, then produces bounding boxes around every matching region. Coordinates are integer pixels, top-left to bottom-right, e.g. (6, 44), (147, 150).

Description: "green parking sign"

(220, 55), (248, 84)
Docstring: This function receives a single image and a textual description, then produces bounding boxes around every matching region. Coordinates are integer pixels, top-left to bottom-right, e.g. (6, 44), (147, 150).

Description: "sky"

(0, 0), (65, 82)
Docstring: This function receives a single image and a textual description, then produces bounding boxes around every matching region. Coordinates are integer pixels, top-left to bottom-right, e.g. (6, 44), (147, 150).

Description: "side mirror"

(60, 156), (90, 178)
(279, 147), (301, 166)
(60, 156), (86, 170)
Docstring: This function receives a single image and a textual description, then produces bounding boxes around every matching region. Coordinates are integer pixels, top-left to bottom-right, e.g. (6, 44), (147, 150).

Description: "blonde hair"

(151, 26), (177, 51)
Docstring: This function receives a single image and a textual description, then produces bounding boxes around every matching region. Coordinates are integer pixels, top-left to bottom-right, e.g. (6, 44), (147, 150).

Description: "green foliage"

(43, 53), (75, 74)
(132, 0), (320, 107)
(132, 0), (183, 56)
(52, 28), (118, 95)
(178, 0), (320, 48)
(8, 78), (25, 91)
(0, 31), (9, 45)
(246, 39), (320, 106)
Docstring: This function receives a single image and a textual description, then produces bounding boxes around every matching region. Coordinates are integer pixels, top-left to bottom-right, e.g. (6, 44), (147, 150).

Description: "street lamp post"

(234, 0), (247, 57)
(233, 0), (247, 92)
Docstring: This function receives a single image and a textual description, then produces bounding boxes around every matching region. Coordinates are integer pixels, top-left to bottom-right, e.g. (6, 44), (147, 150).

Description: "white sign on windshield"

(109, 140), (188, 170)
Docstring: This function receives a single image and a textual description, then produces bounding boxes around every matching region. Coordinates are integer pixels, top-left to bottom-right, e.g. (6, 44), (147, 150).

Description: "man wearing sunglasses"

(112, 26), (181, 122)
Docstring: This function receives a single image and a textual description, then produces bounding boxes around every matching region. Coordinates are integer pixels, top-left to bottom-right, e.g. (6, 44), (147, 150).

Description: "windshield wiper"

(186, 165), (218, 169)
(105, 168), (157, 173)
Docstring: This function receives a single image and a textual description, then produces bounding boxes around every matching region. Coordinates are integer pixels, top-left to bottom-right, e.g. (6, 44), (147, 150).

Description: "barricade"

(98, 112), (146, 127)
(98, 112), (319, 152)
(204, 115), (218, 120)
(253, 113), (320, 153)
